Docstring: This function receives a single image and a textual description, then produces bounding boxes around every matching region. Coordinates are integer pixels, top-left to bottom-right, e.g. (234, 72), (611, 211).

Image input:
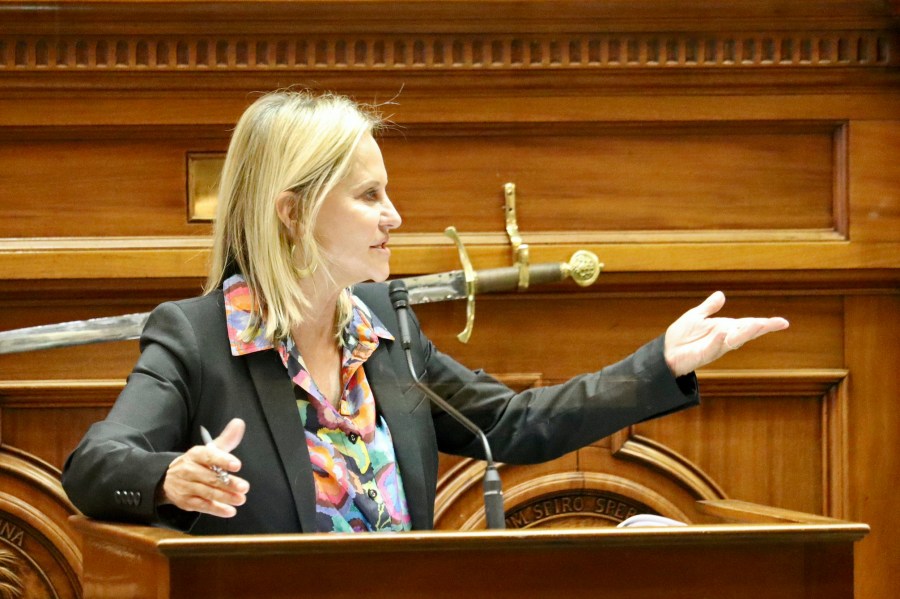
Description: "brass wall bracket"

(439, 184), (603, 344)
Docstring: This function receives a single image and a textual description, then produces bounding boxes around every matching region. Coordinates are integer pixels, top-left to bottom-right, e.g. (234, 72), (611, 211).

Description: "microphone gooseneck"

(388, 279), (505, 530)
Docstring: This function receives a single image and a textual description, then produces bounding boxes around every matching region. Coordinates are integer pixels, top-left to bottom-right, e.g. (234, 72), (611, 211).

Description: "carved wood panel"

(1, 32), (893, 72)
(0, 449), (81, 599)
(0, 123), (843, 239)
(0, 1), (897, 598)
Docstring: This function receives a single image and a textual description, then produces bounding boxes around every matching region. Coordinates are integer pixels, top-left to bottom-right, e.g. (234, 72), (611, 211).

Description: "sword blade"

(405, 270), (468, 304)
(0, 255), (596, 356)
(0, 272), (472, 356)
(0, 312), (151, 356)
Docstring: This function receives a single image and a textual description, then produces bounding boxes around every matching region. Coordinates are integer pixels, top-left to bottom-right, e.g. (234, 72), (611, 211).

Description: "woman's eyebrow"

(351, 178), (386, 191)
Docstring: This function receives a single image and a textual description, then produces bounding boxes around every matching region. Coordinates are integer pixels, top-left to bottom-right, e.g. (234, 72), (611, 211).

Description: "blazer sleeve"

(404, 306), (699, 464)
(61, 301), (201, 529)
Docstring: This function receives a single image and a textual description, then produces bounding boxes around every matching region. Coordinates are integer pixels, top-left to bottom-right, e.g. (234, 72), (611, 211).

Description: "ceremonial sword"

(0, 250), (601, 356)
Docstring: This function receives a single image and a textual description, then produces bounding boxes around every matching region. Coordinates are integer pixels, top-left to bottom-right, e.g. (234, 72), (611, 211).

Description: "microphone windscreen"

(388, 279), (409, 310)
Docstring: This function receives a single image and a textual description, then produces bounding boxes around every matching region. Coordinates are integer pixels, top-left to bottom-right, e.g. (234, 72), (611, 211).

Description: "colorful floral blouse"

(223, 274), (412, 532)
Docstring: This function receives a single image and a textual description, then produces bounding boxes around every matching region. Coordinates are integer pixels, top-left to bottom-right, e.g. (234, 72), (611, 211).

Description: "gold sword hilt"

(443, 226), (477, 343)
(444, 227), (602, 343)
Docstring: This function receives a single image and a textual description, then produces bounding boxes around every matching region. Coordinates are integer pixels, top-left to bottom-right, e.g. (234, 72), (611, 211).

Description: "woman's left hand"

(664, 291), (789, 377)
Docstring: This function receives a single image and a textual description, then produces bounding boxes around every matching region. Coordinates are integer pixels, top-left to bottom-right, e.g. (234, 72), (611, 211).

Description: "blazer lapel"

(365, 342), (432, 530)
(245, 350), (319, 532)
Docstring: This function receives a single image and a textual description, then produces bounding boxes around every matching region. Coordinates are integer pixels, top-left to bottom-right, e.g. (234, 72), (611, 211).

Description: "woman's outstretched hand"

(664, 291), (789, 377)
(159, 418), (250, 518)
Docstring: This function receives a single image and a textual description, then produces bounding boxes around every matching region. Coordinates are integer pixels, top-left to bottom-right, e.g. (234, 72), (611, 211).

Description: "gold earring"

(291, 243), (318, 278)
(295, 262), (318, 278)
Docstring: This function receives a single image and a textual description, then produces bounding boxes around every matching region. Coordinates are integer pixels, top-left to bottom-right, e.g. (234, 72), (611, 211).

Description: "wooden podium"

(72, 500), (867, 599)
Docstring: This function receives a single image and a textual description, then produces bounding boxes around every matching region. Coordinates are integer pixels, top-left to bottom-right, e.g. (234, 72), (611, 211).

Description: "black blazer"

(62, 283), (698, 534)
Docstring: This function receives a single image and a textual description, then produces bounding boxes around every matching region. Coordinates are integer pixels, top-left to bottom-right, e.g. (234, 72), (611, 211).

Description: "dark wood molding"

(2, 31), (894, 73)
(2, 1), (897, 95)
(4, 1), (898, 32)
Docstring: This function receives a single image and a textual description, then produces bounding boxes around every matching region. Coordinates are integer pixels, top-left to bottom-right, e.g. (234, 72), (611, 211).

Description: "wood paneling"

(0, 137), (219, 238)
(844, 295), (900, 599)
(0, 123), (840, 238)
(0, 1), (897, 598)
(0, 381), (119, 471)
(381, 124), (840, 235)
(637, 395), (826, 514)
(850, 121), (900, 242)
(414, 294), (845, 374)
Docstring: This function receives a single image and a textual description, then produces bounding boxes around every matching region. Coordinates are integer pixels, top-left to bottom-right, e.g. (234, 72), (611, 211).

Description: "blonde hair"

(205, 90), (382, 342)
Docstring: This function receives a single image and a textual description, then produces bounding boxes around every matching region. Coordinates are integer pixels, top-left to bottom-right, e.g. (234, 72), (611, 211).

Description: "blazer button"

(367, 488), (378, 499)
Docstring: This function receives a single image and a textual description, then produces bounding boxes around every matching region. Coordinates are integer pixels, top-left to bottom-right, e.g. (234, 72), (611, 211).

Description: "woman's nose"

(381, 196), (402, 230)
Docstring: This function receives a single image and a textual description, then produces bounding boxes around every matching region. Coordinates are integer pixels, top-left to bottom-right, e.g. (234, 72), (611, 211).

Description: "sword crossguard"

(443, 226), (477, 343)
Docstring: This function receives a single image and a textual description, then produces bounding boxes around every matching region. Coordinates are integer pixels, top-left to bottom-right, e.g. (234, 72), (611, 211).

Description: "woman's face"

(314, 134), (402, 288)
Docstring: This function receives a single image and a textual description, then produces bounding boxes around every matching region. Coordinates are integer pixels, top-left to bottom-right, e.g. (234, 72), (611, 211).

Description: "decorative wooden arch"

(0, 447), (81, 599)
(434, 428), (727, 530)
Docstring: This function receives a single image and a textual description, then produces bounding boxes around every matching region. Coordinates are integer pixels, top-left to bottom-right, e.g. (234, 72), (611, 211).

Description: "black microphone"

(388, 279), (505, 530)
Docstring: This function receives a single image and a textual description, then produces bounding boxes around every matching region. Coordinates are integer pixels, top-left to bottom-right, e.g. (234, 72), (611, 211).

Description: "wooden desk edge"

(70, 510), (870, 559)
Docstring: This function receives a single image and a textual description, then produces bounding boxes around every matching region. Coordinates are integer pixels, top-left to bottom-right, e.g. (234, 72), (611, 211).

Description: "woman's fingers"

(163, 477), (249, 518)
(666, 293), (790, 376)
(195, 442), (241, 475)
(693, 290), (726, 318)
(722, 317), (790, 350)
(178, 455), (250, 494)
(201, 418), (246, 473)
(175, 475), (248, 507)
(161, 442), (250, 517)
(213, 418), (246, 454)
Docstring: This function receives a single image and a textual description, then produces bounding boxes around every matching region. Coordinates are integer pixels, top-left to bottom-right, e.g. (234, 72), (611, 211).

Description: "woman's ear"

(275, 191), (298, 233)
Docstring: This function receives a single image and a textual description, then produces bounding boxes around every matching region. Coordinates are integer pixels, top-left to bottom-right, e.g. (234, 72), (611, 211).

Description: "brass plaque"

(187, 153), (225, 222)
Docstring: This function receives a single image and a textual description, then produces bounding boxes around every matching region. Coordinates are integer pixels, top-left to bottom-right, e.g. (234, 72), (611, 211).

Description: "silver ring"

(211, 465), (231, 485)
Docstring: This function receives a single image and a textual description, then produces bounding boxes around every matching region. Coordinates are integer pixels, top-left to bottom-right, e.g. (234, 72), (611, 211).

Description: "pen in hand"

(200, 425), (232, 486)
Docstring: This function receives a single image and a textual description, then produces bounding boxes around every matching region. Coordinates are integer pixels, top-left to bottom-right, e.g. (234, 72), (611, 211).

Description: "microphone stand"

(389, 280), (506, 530)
